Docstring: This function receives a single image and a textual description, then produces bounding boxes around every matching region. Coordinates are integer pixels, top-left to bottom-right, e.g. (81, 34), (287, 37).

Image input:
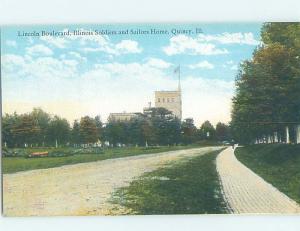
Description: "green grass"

(235, 144), (300, 204)
(111, 149), (227, 214)
(2, 144), (217, 174)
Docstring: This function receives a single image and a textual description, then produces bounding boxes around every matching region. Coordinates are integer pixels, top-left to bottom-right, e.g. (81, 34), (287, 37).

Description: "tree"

(47, 116), (70, 147)
(199, 121), (215, 140)
(147, 107), (173, 119)
(104, 121), (127, 146)
(2, 113), (20, 147)
(103, 107), (182, 147)
(215, 122), (231, 141)
(166, 118), (181, 145)
(11, 114), (40, 147)
(30, 108), (50, 146)
(181, 118), (197, 144)
(141, 118), (155, 146)
(79, 116), (98, 144)
(94, 115), (103, 142)
(71, 120), (81, 146)
(231, 22), (300, 144)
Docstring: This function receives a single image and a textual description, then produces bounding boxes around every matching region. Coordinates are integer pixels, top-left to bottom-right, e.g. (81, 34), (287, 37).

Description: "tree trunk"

(285, 126), (290, 144)
(274, 132), (278, 143)
(267, 135), (272, 144)
(296, 125), (300, 144)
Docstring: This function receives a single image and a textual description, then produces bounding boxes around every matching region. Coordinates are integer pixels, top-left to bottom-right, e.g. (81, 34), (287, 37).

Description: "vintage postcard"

(1, 23), (300, 216)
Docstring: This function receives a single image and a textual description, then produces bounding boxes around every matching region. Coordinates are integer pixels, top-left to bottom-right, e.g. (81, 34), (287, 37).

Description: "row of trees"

(231, 23), (300, 144)
(2, 108), (102, 148)
(2, 107), (231, 148)
(104, 108), (230, 146)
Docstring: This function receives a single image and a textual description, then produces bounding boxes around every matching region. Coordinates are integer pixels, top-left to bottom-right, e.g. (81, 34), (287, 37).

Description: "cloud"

(68, 51), (87, 62)
(3, 54), (233, 126)
(63, 59), (79, 67)
(163, 35), (228, 56)
(182, 77), (233, 125)
(1, 54), (25, 74)
(115, 40), (142, 54)
(40, 36), (68, 48)
(222, 60), (239, 71)
(2, 54), (25, 67)
(2, 54), (78, 81)
(198, 32), (260, 45)
(6, 40), (17, 47)
(146, 58), (172, 69)
(93, 62), (168, 80)
(26, 44), (53, 56)
(82, 38), (142, 55)
(163, 32), (259, 56)
(58, 28), (143, 56)
(188, 61), (214, 70)
(230, 65), (238, 70)
(29, 28), (142, 56)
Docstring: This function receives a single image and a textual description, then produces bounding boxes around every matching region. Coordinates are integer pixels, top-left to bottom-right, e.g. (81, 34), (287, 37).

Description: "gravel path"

(3, 146), (221, 216)
(216, 147), (300, 214)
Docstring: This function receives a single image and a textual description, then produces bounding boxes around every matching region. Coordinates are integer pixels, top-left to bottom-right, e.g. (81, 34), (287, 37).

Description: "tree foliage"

(79, 116), (98, 144)
(231, 23), (300, 144)
(2, 108), (229, 147)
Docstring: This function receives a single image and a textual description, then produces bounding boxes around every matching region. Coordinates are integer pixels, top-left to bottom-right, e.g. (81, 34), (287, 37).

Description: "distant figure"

(231, 140), (235, 149)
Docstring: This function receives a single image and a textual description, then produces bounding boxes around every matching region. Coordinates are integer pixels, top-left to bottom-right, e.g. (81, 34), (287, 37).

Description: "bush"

(79, 147), (104, 154)
(2, 148), (29, 157)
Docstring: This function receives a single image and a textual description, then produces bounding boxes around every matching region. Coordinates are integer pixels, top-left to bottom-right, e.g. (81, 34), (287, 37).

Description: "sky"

(1, 23), (262, 126)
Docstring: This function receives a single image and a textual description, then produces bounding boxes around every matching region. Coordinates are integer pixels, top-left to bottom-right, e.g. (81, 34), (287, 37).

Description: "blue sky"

(1, 23), (262, 126)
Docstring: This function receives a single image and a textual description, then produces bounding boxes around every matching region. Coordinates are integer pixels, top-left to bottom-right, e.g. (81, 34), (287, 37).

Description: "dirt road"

(3, 146), (221, 216)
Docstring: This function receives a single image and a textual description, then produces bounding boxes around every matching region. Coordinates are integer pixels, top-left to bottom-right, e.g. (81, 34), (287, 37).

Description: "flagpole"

(178, 64), (181, 91)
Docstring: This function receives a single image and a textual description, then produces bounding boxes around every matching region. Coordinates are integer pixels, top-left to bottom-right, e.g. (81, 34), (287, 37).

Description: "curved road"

(217, 147), (300, 214)
(3, 146), (222, 216)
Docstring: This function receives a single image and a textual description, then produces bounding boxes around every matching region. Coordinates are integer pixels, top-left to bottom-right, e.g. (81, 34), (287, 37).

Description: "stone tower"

(154, 66), (182, 119)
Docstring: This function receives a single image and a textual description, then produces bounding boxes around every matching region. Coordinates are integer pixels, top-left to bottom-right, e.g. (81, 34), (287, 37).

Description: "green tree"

(11, 114), (40, 147)
(71, 120), (81, 146)
(104, 121), (127, 146)
(231, 22), (300, 144)
(141, 118), (157, 146)
(47, 116), (70, 147)
(2, 113), (20, 147)
(199, 121), (215, 140)
(79, 116), (98, 144)
(30, 108), (50, 146)
(181, 118), (197, 144)
(215, 122), (231, 141)
(94, 115), (103, 141)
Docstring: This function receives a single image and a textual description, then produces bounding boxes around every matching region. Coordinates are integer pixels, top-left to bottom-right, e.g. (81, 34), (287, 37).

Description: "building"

(155, 90), (182, 119)
(108, 66), (183, 121)
(154, 66), (182, 119)
(108, 112), (141, 122)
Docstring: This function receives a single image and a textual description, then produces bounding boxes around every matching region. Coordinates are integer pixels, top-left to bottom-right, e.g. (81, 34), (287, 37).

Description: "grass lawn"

(2, 144), (219, 174)
(111, 149), (228, 214)
(235, 144), (300, 204)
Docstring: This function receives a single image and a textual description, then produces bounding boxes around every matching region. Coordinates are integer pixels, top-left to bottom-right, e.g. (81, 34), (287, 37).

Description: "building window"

(172, 98), (174, 102)
(158, 98), (160, 103)
(163, 98), (165, 103)
(167, 98), (169, 102)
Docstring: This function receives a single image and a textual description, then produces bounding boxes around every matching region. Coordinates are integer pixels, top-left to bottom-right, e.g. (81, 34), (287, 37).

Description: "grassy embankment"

(2, 142), (221, 174)
(112, 148), (228, 214)
(235, 144), (300, 204)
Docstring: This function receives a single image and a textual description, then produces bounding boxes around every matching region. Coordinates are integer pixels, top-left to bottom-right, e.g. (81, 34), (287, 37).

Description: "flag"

(174, 65), (180, 74)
